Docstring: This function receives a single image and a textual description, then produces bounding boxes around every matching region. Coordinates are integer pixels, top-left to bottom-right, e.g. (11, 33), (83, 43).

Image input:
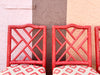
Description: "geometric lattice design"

(7, 24), (46, 68)
(95, 26), (100, 73)
(53, 65), (99, 75)
(0, 65), (46, 75)
(52, 24), (92, 70)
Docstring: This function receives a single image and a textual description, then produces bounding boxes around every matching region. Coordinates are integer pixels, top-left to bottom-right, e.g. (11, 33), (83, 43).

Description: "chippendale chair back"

(52, 24), (91, 70)
(7, 24), (46, 68)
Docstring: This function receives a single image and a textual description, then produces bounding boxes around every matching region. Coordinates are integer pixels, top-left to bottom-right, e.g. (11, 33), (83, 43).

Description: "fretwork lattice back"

(7, 24), (46, 68)
(52, 24), (91, 69)
(95, 26), (100, 73)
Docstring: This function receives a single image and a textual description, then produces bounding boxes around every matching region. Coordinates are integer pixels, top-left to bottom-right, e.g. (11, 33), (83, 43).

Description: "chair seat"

(0, 65), (46, 75)
(53, 65), (99, 75)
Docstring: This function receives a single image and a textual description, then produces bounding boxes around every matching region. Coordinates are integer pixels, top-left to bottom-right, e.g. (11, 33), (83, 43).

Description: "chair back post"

(43, 26), (46, 69)
(95, 26), (100, 73)
(7, 26), (12, 67)
(52, 26), (56, 70)
(87, 26), (92, 67)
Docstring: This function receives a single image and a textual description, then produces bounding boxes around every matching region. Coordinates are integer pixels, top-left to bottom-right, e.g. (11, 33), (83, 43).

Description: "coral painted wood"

(7, 24), (46, 68)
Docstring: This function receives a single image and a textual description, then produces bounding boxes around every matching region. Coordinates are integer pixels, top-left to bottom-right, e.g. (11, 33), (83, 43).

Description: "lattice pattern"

(0, 65), (46, 75)
(52, 24), (91, 70)
(7, 24), (46, 68)
(53, 65), (99, 75)
(95, 26), (100, 73)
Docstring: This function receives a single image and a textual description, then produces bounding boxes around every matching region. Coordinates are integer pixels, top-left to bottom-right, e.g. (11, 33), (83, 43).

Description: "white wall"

(0, 0), (32, 71)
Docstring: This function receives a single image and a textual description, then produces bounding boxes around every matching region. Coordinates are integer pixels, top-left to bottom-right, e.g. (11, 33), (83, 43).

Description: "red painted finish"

(52, 24), (92, 70)
(95, 26), (100, 73)
(7, 24), (46, 69)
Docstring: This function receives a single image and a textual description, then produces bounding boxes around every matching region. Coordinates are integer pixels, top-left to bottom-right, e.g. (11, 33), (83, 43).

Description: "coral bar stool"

(52, 24), (99, 75)
(0, 24), (46, 75)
